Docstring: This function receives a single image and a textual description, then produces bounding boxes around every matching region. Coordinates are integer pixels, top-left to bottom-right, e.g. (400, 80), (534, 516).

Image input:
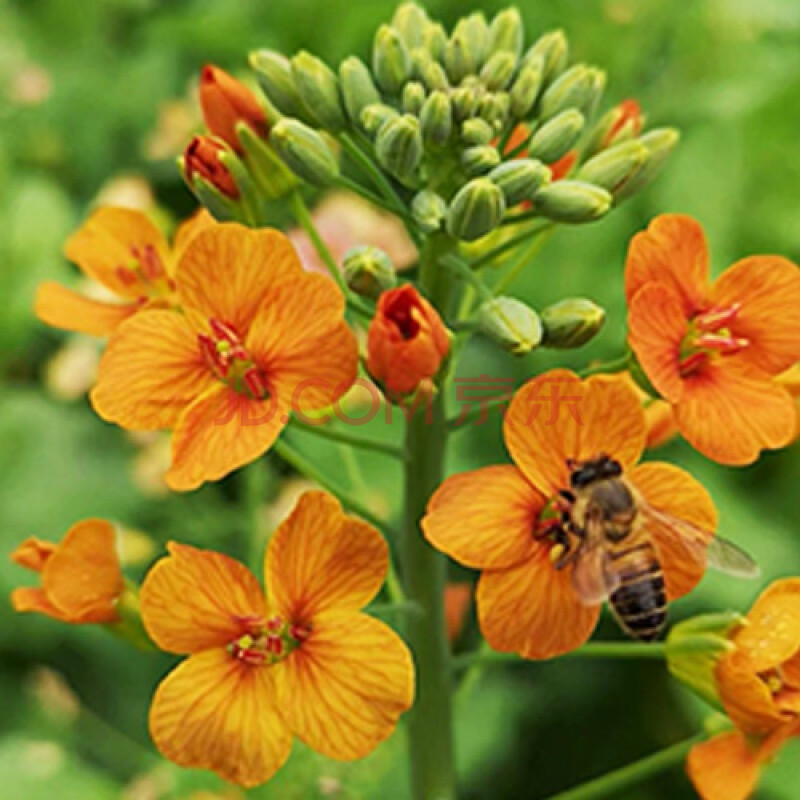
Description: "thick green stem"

(402, 233), (457, 800)
(544, 733), (705, 800)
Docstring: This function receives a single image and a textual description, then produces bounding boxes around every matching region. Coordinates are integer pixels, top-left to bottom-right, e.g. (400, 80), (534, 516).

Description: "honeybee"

(550, 454), (759, 641)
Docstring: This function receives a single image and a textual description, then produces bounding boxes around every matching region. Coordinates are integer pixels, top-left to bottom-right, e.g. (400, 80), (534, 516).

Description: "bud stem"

(492, 226), (556, 295)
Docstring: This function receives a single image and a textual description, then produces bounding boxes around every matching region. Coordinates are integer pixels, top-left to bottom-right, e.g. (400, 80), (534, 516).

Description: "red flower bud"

(603, 99), (643, 148)
(184, 135), (240, 199)
(548, 149), (578, 181)
(366, 285), (450, 395)
(199, 64), (269, 153)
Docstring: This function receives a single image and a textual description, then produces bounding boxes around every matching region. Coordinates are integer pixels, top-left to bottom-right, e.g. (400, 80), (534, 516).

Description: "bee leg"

(559, 489), (576, 504)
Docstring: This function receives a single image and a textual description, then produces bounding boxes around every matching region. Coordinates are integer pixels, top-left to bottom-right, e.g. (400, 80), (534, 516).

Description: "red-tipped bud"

(602, 99), (643, 148)
(366, 285), (451, 395)
(199, 64), (269, 152)
(184, 136), (240, 199)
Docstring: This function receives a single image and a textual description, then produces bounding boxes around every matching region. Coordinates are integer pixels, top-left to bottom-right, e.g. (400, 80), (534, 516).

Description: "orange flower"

(90, 224), (358, 491)
(366, 285), (450, 396)
(10, 519), (124, 624)
(422, 370), (717, 660)
(36, 207), (214, 338)
(626, 214), (800, 465)
(184, 135), (240, 199)
(602, 99), (643, 148)
(199, 65), (268, 153)
(140, 491), (414, 787)
(687, 578), (800, 800)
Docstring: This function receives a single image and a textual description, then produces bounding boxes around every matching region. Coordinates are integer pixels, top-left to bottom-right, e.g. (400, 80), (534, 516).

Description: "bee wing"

(570, 510), (621, 606)
(639, 504), (760, 580)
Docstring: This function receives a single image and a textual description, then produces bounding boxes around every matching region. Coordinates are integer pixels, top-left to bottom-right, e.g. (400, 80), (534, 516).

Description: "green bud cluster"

(249, 3), (679, 242)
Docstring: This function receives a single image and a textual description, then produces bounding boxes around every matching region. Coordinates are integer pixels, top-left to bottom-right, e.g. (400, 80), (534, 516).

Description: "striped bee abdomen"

(607, 541), (667, 641)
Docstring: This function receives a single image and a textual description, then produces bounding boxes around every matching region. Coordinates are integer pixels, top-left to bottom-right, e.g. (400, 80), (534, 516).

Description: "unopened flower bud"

(424, 23), (448, 61)
(527, 109), (585, 163)
(411, 190), (448, 233)
(402, 81), (427, 115)
(540, 298), (606, 348)
(481, 51), (517, 91)
(270, 119), (339, 186)
(479, 297), (542, 355)
(444, 16), (486, 83)
(339, 56), (381, 126)
(421, 59), (450, 92)
(451, 87), (479, 121)
(488, 8), (524, 59)
(666, 613), (742, 709)
(391, 2), (430, 49)
(249, 49), (312, 123)
(236, 123), (298, 199)
(373, 24), (411, 95)
(477, 92), (510, 129)
(375, 114), (423, 180)
(446, 177), (506, 242)
(342, 245), (397, 299)
(420, 90), (453, 147)
(461, 144), (501, 176)
(361, 103), (399, 135)
(583, 67), (607, 119)
(184, 136), (240, 199)
(291, 51), (346, 131)
(199, 65), (268, 154)
(509, 63), (544, 119)
(585, 99), (645, 156)
(577, 139), (648, 195)
(490, 159), (551, 206)
(533, 180), (612, 223)
(538, 64), (594, 121)
(461, 118), (494, 146)
(614, 128), (680, 202)
(522, 30), (569, 85)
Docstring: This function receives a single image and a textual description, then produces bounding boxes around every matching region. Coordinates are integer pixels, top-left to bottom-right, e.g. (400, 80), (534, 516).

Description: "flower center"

(678, 303), (749, 377)
(227, 614), (309, 666)
(114, 244), (174, 296)
(198, 318), (270, 399)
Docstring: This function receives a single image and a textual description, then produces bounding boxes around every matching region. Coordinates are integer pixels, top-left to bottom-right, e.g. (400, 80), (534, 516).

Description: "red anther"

(236, 646), (267, 666)
(694, 333), (749, 355)
(244, 367), (269, 400)
(678, 350), (709, 377)
(290, 624), (310, 642)
(266, 637), (284, 656)
(694, 303), (742, 332)
(266, 616), (283, 633)
(138, 244), (166, 282)
(209, 318), (241, 345)
(115, 266), (138, 287)
(198, 333), (229, 377)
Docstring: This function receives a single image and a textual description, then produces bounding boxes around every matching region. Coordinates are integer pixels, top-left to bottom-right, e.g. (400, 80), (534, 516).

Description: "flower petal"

(64, 207), (170, 297)
(733, 578), (800, 673)
(266, 491), (387, 623)
(91, 310), (214, 431)
(716, 650), (784, 736)
(504, 370), (645, 497)
(10, 587), (64, 620)
(140, 542), (266, 654)
(476, 549), (601, 660)
(41, 519), (123, 623)
(624, 214), (710, 315)
(10, 538), (57, 572)
(170, 209), (216, 270)
(627, 283), (687, 402)
(165, 386), (290, 491)
(276, 611), (413, 760)
(35, 282), (139, 337)
(149, 649), (292, 788)
(686, 732), (761, 800)
(628, 462), (717, 600)
(712, 256), (800, 375)
(176, 225), (303, 333)
(422, 465), (543, 570)
(675, 365), (797, 465)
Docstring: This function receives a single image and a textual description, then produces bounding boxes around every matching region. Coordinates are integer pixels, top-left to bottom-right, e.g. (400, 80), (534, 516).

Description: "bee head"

(568, 454), (623, 488)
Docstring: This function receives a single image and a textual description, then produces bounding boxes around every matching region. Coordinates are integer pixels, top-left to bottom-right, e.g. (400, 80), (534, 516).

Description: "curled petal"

(149, 649), (291, 788)
(10, 587), (62, 620)
(629, 462), (717, 600)
(504, 370), (645, 497)
(676, 365), (797, 466)
(422, 465), (543, 570)
(91, 310), (214, 431)
(712, 256), (800, 376)
(35, 282), (139, 337)
(687, 732), (761, 800)
(624, 213), (710, 315)
(140, 542), (266, 654)
(266, 491), (387, 623)
(476, 548), (601, 660)
(276, 611), (414, 760)
(10, 538), (57, 572)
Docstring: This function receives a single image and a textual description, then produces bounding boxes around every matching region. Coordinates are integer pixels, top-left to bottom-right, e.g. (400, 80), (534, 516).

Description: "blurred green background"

(1, 0), (799, 797)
